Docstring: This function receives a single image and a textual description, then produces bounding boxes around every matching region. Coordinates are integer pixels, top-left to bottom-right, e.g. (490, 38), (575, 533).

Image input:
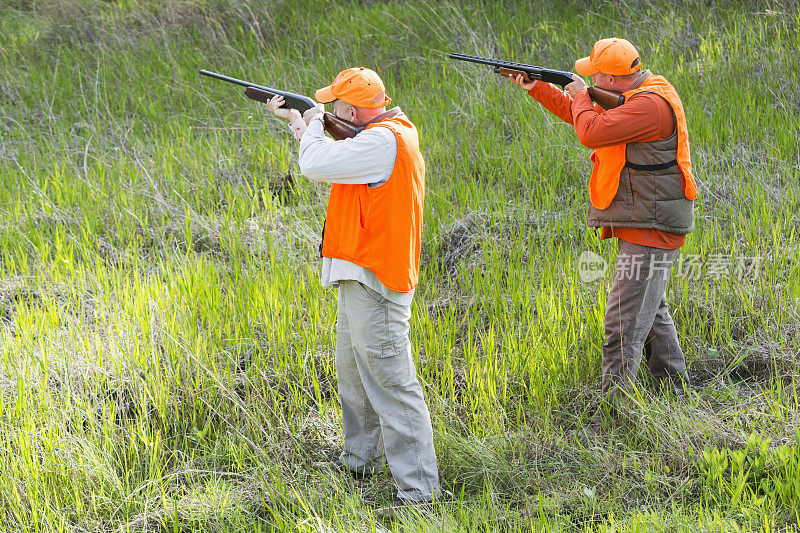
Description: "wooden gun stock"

(586, 86), (625, 110)
(322, 114), (362, 140)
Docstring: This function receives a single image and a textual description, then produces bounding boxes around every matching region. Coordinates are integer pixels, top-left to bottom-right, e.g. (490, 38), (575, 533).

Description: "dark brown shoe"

(587, 403), (622, 432)
(332, 456), (377, 480)
(322, 451), (380, 480)
(375, 498), (434, 520)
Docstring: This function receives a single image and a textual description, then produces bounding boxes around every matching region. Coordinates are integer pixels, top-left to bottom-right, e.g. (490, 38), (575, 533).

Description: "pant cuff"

(397, 485), (441, 502)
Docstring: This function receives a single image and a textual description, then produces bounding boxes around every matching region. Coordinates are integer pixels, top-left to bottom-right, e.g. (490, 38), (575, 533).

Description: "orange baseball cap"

(575, 38), (642, 76)
(314, 67), (392, 108)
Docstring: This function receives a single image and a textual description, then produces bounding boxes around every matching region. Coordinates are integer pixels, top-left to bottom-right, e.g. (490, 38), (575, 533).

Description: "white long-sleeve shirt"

(297, 114), (414, 306)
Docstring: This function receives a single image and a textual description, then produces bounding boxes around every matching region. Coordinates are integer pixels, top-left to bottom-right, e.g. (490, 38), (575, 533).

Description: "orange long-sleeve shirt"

(527, 80), (685, 249)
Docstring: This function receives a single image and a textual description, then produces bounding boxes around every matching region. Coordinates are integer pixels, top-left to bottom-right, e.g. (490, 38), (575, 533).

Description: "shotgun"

(199, 69), (361, 140)
(448, 53), (626, 110)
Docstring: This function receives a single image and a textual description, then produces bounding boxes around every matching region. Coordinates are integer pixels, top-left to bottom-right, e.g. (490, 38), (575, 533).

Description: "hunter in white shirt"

(294, 114), (413, 306)
(265, 69), (441, 511)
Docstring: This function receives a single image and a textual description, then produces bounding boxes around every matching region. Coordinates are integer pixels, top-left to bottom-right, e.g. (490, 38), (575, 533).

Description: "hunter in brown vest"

(511, 38), (697, 424)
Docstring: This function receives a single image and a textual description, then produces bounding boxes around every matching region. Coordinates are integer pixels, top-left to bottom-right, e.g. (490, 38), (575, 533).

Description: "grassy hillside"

(1, 0), (799, 530)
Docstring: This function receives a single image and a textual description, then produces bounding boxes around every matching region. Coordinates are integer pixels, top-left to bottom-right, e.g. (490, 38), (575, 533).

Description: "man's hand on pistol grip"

(302, 104), (325, 125)
(565, 74), (589, 98)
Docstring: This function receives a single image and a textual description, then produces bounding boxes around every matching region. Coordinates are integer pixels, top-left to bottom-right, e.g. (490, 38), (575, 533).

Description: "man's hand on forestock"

(267, 95), (300, 121)
(565, 74), (589, 98)
(268, 95), (306, 141)
(508, 73), (536, 91)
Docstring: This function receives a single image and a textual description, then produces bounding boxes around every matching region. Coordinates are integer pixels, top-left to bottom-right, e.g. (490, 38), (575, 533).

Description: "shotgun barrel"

(199, 69), (317, 113)
(448, 53), (625, 109)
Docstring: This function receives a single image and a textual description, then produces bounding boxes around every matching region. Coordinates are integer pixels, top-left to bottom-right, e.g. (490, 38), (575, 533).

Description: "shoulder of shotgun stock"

(322, 113), (362, 140)
(586, 86), (626, 110)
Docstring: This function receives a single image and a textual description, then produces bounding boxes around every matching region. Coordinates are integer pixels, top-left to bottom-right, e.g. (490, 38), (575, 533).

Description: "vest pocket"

(616, 167), (634, 208)
(358, 192), (371, 233)
(656, 171), (686, 201)
(335, 188), (371, 260)
(654, 197), (693, 231)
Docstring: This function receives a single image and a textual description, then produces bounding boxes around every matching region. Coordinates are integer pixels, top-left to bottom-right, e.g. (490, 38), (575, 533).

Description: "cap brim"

(574, 57), (599, 77)
(314, 85), (336, 104)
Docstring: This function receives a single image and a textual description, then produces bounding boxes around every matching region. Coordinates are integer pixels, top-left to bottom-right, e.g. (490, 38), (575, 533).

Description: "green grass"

(1, 0), (800, 530)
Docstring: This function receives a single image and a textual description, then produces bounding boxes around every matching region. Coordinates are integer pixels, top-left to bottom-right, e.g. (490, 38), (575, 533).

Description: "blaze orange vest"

(321, 113), (425, 293)
(588, 75), (698, 209)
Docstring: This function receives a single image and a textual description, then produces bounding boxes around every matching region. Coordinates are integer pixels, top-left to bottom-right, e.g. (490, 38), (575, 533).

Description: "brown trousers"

(602, 240), (688, 395)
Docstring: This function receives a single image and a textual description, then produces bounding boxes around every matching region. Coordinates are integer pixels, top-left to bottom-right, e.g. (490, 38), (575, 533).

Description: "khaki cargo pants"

(602, 240), (689, 395)
(335, 279), (440, 501)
